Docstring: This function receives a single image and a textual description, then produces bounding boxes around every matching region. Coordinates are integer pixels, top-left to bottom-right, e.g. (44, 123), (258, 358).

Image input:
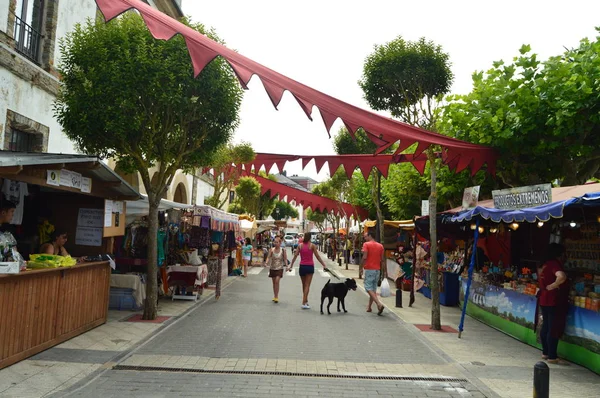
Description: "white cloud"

(565, 326), (600, 344)
(524, 309), (530, 314)
(485, 292), (513, 313)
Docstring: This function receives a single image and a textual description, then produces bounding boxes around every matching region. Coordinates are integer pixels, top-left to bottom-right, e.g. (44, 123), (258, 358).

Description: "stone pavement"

(56, 247), (491, 397)
(2, 247), (597, 397)
(0, 281), (232, 398)
(327, 253), (600, 398)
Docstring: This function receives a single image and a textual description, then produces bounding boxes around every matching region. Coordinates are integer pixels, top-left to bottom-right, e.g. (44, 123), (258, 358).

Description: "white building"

(1, 0), (217, 207)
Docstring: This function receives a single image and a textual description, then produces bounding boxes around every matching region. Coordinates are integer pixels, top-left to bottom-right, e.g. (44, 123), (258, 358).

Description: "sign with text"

(59, 169), (73, 187)
(75, 227), (103, 247)
(77, 208), (104, 228)
(104, 200), (114, 227)
(81, 177), (92, 193)
(462, 186), (480, 210)
(492, 183), (552, 210)
(421, 200), (429, 216)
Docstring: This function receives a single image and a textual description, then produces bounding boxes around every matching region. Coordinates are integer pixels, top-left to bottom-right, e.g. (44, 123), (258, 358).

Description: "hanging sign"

(70, 171), (82, 190)
(462, 186), (481, 210)
(77, 208), (104, 228)
(75, 227), (103, 246)
(47, 170), (60, 186)
(59, 169), (73, 187)
(421, 200), (429, 216)
(492, 183), (552, 210)
(104, 200), (114, 227)
(81, 177), (92, 193)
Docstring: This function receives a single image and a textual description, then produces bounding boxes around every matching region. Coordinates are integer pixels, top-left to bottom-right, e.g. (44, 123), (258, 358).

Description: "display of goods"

(28, 254), (76, 269)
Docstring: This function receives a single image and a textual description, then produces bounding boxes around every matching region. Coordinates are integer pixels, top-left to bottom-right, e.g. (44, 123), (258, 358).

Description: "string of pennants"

(95, 0), (497, 176)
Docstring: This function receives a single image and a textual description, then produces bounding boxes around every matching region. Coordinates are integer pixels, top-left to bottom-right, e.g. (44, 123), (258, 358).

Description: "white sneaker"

(301, 304), (309, 309)
(306, 303), (311, 309)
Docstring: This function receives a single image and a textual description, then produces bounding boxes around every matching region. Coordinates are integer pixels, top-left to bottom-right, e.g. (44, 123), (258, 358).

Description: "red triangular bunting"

(141, 13), (178, 40)
(411, 160), (427, 175)
(95, 0), (130, 21)
(378, 163), (390, 179)
(413, 141), (430, 158)
(228, 61), (254, 89)
(328, 160), (342, 176)
(360, 166), (372, 181)
(186, 38), (219, 77)
(262, 79), (285, 109)
(314, 158), (327, 174)
(301, 157), (313, 170)
(319, 109), (338, 136)
(344, 165), (354, 180)
(293, 95), (314, 120)
(275, 161), (286, 174)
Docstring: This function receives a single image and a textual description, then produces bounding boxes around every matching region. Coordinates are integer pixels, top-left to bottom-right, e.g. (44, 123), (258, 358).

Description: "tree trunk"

(428, 151), (441, 330)
(376, 171), (386, 278)
(142, 198), (160, 320)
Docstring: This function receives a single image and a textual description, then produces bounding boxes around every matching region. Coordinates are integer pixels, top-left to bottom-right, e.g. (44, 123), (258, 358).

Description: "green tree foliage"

(205, 142), (255, 209)
(360, 35), (454, 330)
(360, 36), (453, 129)
(54, 14), (243, 319)
(233, 174), (278, 218)
(333, 127), (378, 155)
(439, 33), (600, 187)
(271, 200), (299, 220)
(306, 208), (326, 232)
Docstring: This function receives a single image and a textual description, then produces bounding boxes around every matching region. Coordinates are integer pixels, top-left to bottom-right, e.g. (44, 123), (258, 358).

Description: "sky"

(183, 0), (600, 182)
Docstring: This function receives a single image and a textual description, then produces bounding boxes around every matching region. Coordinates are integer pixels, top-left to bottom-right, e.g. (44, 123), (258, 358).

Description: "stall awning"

(95, 0), (497, 175)
(126, 194), (193, 217)
(0, 151), (140, 200)
(193, 205), (240, 232)
(450, 191), (600, 224)
(363, 219), (415, 229)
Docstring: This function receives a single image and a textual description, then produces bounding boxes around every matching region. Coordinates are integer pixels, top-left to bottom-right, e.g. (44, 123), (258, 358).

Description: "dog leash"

(323, 267), (341, 280)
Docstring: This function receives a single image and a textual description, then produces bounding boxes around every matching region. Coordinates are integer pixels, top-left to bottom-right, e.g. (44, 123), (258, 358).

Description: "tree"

(234, 174), (278, 218)
(439, 35), (600, 186)
(54, 14), (243, 319)
(359, 36), (453, 330)
(306, 208), (326, 232)
(205, 142), (255, 209)
(271, 200), (299, 220)
(333, 127), (385, 244)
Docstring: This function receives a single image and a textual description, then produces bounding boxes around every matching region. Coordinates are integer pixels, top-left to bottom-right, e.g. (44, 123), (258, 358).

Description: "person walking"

(537, 243), (569, 364)
(362, 230), (385, 315)
(289, 232), (327, 309)
(241, 237), (253, 277)
(266, 236), (287, 303)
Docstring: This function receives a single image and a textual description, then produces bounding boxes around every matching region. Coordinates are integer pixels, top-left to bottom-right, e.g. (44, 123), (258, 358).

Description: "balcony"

(13, 15), (41, 64)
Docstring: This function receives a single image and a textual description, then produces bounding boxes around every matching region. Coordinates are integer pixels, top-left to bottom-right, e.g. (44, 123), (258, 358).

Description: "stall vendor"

(40, 230), (70, 256)
(0, 198), (16, 227)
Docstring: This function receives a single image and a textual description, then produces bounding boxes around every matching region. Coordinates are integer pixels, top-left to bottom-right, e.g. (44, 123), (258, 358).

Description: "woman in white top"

(265, 236), (287, 303)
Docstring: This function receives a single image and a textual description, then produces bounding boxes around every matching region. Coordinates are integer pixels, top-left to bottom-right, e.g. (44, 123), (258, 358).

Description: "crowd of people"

(239, 231), (386, 315)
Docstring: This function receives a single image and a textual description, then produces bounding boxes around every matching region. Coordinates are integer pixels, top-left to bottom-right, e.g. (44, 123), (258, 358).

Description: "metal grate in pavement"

(112, 364), (467, 383)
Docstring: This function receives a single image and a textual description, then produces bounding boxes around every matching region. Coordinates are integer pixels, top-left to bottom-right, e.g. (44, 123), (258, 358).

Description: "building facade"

(1, 0), (218, 207)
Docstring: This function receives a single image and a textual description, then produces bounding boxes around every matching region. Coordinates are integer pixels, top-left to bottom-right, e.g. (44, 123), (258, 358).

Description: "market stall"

(0, 152), (139, 370)
(450, 185), (600, 374)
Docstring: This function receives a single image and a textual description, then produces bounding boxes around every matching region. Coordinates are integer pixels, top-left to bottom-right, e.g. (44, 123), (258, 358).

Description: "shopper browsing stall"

(40, 230), (70, 256)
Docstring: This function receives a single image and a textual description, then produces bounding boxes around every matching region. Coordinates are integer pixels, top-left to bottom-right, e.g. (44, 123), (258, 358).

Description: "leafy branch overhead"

(439, 32), (600, 187)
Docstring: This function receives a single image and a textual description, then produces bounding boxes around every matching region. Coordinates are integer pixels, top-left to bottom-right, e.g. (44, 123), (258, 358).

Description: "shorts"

(243, 255), (251, 261)
(364, 269), (380, 292)
(269, 269), (283, 278)
(299, 265), (314, 276)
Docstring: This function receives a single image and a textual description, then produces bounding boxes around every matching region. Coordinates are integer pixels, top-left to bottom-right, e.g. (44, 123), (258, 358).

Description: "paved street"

(60, 249), (488, 397)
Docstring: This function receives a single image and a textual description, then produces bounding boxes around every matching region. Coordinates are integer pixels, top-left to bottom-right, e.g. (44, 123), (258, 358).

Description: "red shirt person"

(361, 231), (385, 315)
(537, 243), (568, 363)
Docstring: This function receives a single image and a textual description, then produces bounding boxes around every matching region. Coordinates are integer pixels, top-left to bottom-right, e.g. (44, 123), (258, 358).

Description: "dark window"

(9, 129), (36, 152)
(13, 0), (44, 63)
(229, 190), (235, 203)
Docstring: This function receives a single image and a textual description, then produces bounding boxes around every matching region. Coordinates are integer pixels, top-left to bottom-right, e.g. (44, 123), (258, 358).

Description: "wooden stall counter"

(0, 261), (111, 370)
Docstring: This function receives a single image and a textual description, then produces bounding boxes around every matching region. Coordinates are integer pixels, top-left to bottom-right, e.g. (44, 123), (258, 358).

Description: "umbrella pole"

(458, 218), (480, 338)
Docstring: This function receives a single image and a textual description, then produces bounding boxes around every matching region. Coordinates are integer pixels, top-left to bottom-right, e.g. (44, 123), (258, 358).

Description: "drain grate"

(112, 365), (467, 383)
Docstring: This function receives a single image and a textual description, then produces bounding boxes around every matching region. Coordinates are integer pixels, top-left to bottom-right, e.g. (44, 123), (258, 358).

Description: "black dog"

(320, 278), (358, 315)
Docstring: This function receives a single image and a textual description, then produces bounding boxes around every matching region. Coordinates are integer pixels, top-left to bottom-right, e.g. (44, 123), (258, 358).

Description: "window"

(13, 0), (44, 63)
(9, 128), (37, 152)
(229, 190), (235, 203)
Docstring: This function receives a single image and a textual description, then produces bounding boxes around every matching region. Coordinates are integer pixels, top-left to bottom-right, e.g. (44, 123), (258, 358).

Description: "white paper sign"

(77, 208), (104, 228)
(75, 227), (103, 246)
(71, 171), (82, 190)
(60, 169), (73, 187)
(81, 177), (92, 193)
(104, 200), (114, 227)
(113, 201), (124, 213)
(47, 170), (60, 186)
(421, 200), (429, 216)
